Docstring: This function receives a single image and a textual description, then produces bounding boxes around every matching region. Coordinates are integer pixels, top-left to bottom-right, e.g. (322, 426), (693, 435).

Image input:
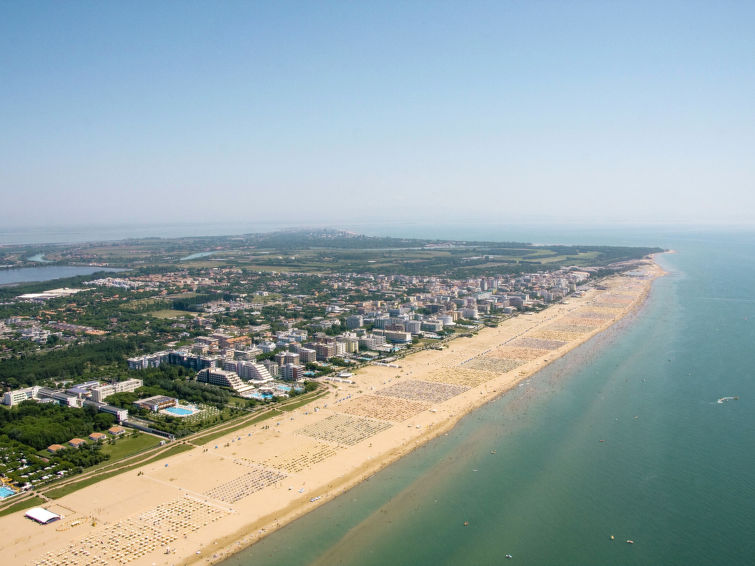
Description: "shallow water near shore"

(222, 232), (755, 566)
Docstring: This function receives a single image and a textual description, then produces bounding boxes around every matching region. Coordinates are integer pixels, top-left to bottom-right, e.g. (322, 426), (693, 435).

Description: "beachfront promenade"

(1, 261), (662, 566)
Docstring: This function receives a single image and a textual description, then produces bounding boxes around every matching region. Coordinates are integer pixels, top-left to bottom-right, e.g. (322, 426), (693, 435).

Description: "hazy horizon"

(3, 218), (753, 249)
(2, 1), (754, 228)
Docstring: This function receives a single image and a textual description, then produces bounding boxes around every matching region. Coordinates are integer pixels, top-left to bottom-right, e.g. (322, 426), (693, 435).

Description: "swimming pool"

(250, 392), (274, 401)
(163, 407), (194, 416)
(0, 486), (17, 499)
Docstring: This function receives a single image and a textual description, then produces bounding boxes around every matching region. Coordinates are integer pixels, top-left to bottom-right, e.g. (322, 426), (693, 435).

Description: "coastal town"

(0, 231), (662, 565)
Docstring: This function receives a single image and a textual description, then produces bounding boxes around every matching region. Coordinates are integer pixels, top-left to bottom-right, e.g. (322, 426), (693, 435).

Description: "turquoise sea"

(219, 229), (755, 566)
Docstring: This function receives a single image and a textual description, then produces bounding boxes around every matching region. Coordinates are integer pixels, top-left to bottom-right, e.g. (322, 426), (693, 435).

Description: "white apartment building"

(196, 368), (255, 395)
(2, 386), (40, 406)
(236, 361), (274, 384)
(90, 379), (143, 403)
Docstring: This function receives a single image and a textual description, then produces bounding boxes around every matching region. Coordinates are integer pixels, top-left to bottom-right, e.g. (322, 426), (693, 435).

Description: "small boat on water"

(626, 540), (634, 544)
(505, 554), (513, 559)
(717, 396), (739, 404)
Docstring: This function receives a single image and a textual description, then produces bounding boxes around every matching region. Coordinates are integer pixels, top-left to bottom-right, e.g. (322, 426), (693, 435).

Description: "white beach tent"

(25, 507), (62, 524)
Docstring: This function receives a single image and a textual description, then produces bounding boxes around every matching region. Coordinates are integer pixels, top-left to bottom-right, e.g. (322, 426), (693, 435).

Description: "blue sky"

(2, 1), (754, 228)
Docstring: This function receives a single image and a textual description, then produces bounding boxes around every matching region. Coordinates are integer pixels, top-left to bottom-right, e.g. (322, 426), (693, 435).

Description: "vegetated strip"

(41, 434), (175, 493)
(278, 389), (329, 413)
(0, 495), (46, 517)
(189, 411), (279, 446)
(97, 433), (163, 464)
(44, 444), (192, 500)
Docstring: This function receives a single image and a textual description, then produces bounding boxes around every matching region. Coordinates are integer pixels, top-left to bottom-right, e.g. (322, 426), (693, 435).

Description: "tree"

(94, 412), (116, 430)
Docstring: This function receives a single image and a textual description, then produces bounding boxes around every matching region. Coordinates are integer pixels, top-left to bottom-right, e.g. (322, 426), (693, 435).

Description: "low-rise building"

(460, 307), (479, 319)
(36, 388), (81, 407)
(421, 320), (444, 332)
(384, 330), (412, 344)
(2, 386), (40, 406)
(82, 399), (129, 422)
(90, 378), (143, 403)
(359, 334), (387, 350)
(259, 341), (277, 353)
(134, 395), (177, 412)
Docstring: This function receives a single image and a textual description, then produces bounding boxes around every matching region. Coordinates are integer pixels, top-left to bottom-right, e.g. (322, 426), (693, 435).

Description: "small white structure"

(25, 507), (62, 524)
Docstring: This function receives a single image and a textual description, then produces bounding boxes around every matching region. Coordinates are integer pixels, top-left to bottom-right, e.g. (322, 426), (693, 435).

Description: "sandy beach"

(1, 259), (664, 566)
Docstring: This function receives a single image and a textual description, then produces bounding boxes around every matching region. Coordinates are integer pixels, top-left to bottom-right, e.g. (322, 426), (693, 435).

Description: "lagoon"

(0, 265), (124, 286)
(180, 251), (216, 261)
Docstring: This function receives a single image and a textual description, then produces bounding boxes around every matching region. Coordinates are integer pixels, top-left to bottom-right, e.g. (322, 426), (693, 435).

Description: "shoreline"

(204, 258), (665, 566)
(1, 258), (665, 566)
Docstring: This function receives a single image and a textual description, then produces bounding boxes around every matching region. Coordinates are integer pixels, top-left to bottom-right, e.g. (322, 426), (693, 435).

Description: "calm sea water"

(220, 231), (755, 566)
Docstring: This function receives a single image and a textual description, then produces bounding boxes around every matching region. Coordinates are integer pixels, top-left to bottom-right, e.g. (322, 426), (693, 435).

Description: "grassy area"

(235, 264), (296, 272)
(147, 309), (196, 319)
(99, 433), (162, 462)
(0, 495), (45, 517)
(122, 297), (165, 310)
(180, 260), (232, 268)
(44, 444), (192, 500)
(164, 292), (199, 299)
(537, 251), (601, 264)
